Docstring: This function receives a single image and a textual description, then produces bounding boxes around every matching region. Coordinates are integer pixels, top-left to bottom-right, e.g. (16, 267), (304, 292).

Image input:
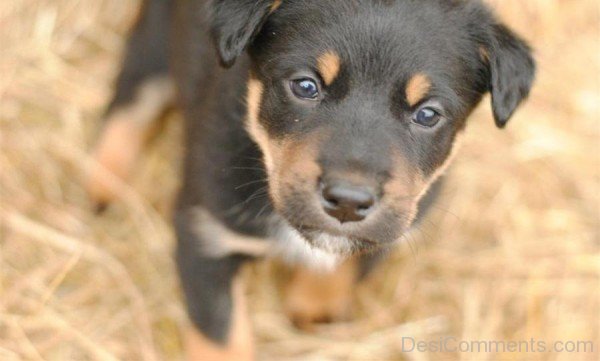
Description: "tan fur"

(284, 258), (357, 330)
(270, 0), (282, 13)
(273, 133), (323, 211)
(246, 77), (276, 174)
(317, 51), (341, 86)
(247, 75), (330, 210)
(376, 135), (463, 236)
(87, 76), (174, 206)
(278, 134), (322, 179)
(479, 46), (491, 63)
(186, 276), (253, 361)
(383, 152), (419, 202)
(247, 76), (331, 211)
(416, 134), (463, 200)
(405, 73), (432, 107)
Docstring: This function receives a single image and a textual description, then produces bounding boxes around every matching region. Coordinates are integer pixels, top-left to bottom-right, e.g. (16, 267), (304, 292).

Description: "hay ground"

(1, 0), (598, 360)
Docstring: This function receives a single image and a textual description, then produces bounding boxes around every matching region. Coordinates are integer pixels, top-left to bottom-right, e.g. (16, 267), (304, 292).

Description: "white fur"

(269, 222), (343, 272)
(189, 207), (344, 272)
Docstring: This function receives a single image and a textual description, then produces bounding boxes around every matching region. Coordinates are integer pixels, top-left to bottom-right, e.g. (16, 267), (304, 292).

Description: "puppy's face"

(210, 0), (535, 255)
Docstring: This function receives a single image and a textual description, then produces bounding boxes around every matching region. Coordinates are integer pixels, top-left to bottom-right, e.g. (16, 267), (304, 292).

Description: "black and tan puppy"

(88, 0), (535, 359)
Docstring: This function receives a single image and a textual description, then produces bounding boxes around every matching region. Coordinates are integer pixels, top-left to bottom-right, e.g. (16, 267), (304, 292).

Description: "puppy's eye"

(413, 107), (442, 127)
(290, 78), (319, 100)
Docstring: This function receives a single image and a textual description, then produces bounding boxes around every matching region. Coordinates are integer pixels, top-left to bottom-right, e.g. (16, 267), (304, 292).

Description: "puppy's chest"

(191, 207), (342, 270)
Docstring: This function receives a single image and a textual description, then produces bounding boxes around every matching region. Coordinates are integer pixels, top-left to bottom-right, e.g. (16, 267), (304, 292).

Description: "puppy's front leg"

(87, 0), (174, 210)
(175, 212), (254, 361)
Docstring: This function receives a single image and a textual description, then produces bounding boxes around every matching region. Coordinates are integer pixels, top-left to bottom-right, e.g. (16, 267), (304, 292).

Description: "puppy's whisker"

(254, 202), (272, 220)
(230, 166), (267, 173)
(428, 204), (461, 220)
(234, 178), (268, 190)
(243, 187), (269, 204)
(241, 156), (265, 163)
(221, 185), (269, 216)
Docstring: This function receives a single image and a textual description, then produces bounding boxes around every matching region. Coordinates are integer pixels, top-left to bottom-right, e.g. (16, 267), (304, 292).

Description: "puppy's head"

(210, 0), (535, 255)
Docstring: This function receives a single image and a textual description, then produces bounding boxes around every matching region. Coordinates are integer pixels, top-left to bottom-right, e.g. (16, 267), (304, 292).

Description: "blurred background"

(1, 0), (598, 360)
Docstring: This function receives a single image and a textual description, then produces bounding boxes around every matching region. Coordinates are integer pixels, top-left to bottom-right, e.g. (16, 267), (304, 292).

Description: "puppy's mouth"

(273, 186), (414, 256)
(291, 223), (384, 256)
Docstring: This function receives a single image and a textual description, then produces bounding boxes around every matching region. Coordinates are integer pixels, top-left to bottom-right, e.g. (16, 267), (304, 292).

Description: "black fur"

(209, 0), (277, 67)
(488, 24), (536, 127)
(174, 212), (250, 341)
(106, 0), (172, 114)
(105, 0), (535, 346)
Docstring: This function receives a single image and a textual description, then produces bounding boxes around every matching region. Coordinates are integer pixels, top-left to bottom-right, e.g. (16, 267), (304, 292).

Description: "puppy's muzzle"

(319, 178), (377, 223)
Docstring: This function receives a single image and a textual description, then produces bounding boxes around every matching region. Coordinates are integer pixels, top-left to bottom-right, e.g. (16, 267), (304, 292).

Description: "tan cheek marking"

(383, 153), (420, 226)
(384, 152), (418, 203)
(279, 134), (321, 179)
(274, 133), (324, 210)
(384, 138), (461, 226)
(417, 134), (463, 198)
(87, 119), (145, 205)
(246, 77), (275, 173)
(186, 276), (253, 361)
(246, 76), (286, 206)
(317, 51), (341, 86)
(405, 73), (432, 107)
(283, 258), (357, 330)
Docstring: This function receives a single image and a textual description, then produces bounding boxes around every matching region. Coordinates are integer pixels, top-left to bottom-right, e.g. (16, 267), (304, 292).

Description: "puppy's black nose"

(320, 182), (376, 223)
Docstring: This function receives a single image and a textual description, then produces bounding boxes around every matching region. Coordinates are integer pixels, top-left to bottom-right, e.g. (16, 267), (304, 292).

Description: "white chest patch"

(190, 207), (342, 272)
(269, 223), (343, 272)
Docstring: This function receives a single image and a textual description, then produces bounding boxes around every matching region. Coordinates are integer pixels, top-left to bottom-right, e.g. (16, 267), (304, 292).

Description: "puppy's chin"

(269, 222), (371, 271)
(297, 228), (378, 256)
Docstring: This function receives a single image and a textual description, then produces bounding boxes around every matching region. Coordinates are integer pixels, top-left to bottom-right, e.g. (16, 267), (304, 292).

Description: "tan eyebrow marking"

(405, 73), (432, 107)
(316, 51), (341, 86)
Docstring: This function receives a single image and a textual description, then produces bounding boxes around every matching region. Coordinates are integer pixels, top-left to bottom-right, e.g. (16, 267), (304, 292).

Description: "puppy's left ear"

(209, 0), (279, 68)
(486, 23), (536, 128)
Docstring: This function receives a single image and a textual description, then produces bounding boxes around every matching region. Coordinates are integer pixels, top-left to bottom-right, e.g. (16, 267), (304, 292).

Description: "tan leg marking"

(87, 76), (174, 206)
(284, 258), (358, 331)
(406, 72), (432, 107)
(317, 51), (341, 86)
(186, 276), (253, 361)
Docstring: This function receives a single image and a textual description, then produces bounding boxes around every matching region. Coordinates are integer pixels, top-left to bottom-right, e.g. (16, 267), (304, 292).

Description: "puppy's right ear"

(209, 0), (280, 68)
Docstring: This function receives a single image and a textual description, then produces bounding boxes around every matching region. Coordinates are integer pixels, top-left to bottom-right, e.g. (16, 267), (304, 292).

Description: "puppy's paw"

(86, 118), (140, 209)
(283, 259), (357, 331)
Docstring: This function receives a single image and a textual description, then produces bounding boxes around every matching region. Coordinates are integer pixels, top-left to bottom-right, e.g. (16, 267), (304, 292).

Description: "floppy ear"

(209, 0), (279, 68)
(486, 23), (536, 128)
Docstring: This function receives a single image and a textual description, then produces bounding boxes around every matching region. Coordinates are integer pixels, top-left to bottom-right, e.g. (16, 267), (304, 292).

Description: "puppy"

(88, 0), (535, 359)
